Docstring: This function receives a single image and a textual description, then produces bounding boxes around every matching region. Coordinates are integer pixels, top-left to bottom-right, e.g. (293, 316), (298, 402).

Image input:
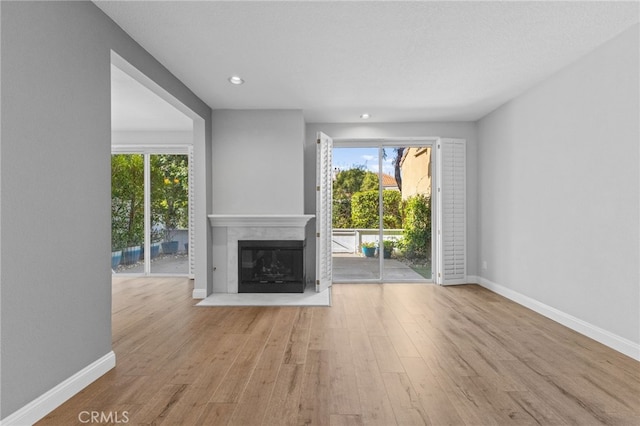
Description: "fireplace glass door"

(238, 240), (305, 293)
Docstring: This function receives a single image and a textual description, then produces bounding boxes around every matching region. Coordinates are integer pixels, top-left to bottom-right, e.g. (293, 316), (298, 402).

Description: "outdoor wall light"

(360, 113), (371, 119)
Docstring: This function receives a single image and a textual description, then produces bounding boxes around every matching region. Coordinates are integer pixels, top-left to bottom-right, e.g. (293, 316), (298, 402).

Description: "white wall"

(212, 110), (305, 215)
(477, 24), (639, 356)
(304, 122), (478, 282)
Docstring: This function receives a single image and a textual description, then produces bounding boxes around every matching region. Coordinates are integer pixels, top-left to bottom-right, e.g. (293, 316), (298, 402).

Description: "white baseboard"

(1, 351), (116, 426)
(467, 275), (480, 284)
(474, 277), (640, 361)
(192, 288), (207, 299)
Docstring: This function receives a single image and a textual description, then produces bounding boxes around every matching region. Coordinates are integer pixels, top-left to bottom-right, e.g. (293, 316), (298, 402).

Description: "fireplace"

(238, 240), (305, 293)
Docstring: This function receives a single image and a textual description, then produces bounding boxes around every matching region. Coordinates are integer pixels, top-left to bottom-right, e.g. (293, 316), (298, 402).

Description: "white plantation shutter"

(436, 138), (466, 285)
(316, 132), (333, 292)
(188, 146), (195, 278)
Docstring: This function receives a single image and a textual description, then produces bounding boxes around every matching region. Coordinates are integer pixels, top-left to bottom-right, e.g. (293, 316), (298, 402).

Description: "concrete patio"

(114, 252), (428, 281)
(332, 253), (429, 281)
(114, 253), (189, 275)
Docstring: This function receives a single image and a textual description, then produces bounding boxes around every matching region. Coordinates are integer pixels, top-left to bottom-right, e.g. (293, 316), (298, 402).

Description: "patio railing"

(332, 228), (402, 254)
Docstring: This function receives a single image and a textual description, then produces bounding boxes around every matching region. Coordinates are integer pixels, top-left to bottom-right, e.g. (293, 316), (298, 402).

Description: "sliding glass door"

(383, 145), (432, 281)
(332, 146), (381, 280)
(111, 149), (191, 276)
(150, 154), (189, 274)
(331, 142), (433, 282)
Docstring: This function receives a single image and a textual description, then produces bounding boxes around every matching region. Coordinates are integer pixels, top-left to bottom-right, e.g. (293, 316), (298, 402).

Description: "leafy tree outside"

(359, 172), (379, 192)
(111, 154), (144, 250)
(333, 166), (366, 198)
(393, 148), (404, 192)
(332, 167), (380, 229)
(111, 154), (189, 251)
(151, 155), (189, 242)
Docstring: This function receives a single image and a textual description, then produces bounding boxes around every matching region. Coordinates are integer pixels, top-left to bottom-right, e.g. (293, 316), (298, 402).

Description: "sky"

(332, 147), (396, 176)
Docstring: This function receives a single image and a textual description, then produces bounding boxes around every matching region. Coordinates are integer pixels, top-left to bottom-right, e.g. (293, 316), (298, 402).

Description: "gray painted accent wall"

(211, 110), (305, 215)
(477, 24), (639, 345)
(0, 1), (211, 418)
(303, 122), (478, 283)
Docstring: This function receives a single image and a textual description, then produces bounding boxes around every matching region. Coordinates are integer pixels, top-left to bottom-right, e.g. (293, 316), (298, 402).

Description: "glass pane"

(331, 147), (380, 280)
(111, 154), (144, 274)
(238, 240), (305, 293)
(383, 146), (432, 281)
(150, 154), (189, 274)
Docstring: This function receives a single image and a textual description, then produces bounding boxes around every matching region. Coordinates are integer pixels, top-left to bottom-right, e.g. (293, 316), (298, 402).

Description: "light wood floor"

(38, 277), (639, 425)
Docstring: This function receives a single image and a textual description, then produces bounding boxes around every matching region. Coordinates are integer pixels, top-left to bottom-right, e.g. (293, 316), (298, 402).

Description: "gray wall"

(303, 122), (478, 282)
(0, 1), (211, 419)
(112, 130), (193, 146)
(212, 110), (305, 214)
(476, 24), (639, 345)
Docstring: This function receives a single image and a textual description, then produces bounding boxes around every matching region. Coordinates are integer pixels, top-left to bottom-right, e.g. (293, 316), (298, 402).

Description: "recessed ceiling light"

(360, 113), (371, 119)
(228, 75), (244, 85)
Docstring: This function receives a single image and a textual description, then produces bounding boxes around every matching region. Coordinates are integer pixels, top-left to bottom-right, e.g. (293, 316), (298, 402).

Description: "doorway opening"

(110, 52), (203, 280)
(331, 142), (433, 282)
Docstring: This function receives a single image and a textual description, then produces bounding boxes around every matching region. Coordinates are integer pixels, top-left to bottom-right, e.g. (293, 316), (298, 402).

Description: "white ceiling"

(100, 1), (639, 126)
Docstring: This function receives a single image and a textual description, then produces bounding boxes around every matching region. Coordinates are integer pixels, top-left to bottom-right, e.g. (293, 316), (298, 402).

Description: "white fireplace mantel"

(208, 214), (314, 228)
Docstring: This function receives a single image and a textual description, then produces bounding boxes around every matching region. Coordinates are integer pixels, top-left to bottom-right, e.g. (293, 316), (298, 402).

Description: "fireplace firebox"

(238, 240), (305, 293)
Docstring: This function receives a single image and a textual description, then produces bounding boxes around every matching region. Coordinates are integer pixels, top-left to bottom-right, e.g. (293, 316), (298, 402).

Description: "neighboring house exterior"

(399, 146), (432, 200)
(381, 173), (399, 191)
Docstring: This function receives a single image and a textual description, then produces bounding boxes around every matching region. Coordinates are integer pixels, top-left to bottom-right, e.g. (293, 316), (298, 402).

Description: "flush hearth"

(238, 240), (305, 293)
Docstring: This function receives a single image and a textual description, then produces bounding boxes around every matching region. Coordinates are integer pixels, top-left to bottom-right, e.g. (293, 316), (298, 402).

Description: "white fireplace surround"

(208, 214), (314, 294)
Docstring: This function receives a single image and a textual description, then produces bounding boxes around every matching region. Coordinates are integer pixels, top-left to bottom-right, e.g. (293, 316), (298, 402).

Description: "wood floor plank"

(327, 329), (361, 415)
(297, 349), (331, 426)
(369, 334), (405, 373)
(195, 402), (236, 425)
(228, 308), (298, 425)
(159, 333), (250, 424)
(349, 330), (398, 425)
(132, 382), (188, 424)
(500, 358), (623, 425)
(330, 414), (365, 426)
(262, 363), (306, 425)
(381, 372), (430, 425)
(210, 309), (278, 403)
(400, 356), (467, 425)
(36, 279), (640, 426)
(282, 308), (312, 365)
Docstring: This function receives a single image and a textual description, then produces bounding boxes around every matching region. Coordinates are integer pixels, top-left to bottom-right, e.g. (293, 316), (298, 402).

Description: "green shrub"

(332, 196), (352, 228)
(351, 190), (402, 229)
(402, 194), (431, 260)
